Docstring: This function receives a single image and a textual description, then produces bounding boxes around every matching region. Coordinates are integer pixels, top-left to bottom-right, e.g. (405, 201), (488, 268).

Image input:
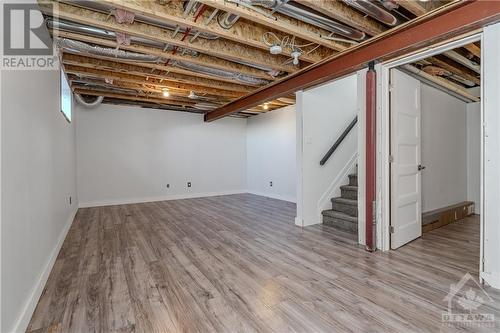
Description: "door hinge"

(389, 155), (394, 163)
(390, 226), (395, 233)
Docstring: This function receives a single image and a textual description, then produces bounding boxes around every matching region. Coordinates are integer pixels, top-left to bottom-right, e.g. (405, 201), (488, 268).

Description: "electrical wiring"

(263, 31), (322, 66)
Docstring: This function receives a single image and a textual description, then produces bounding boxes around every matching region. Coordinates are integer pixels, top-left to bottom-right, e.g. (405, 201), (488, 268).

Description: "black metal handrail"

(319, 116), (358, 166)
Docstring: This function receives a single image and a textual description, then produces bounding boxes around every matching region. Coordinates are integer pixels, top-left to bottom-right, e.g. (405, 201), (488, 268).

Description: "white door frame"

(376, 32), (483, 257)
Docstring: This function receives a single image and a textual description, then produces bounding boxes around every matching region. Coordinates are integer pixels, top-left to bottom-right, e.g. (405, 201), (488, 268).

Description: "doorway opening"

(377, 33), (483, 274)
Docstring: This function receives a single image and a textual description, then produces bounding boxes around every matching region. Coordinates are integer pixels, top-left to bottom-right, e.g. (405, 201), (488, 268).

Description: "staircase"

(321, 172), (358, 234)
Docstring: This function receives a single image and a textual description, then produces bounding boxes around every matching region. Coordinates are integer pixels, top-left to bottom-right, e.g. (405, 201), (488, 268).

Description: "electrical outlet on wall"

(166, 184), (170, 188)
(187, 182), (192, 188)
(270, 181), (273, 187)
(69, 196), (72, 205)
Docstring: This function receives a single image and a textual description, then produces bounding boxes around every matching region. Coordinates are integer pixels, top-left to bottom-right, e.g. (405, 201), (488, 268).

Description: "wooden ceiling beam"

(61, 53), (256, 91)
(197, 0), (349, 52)
(402, 64), (479, 102)
(40, 1), (297, 72)
(101, 99), (206, 114)
(72, 84), (205, 107)
(427, 55), (480, 85)
(69, 76), (230, 102)
(54, 30), (274, 80)
(205, 0), (500, 121)
(394, 0), (443, 16)
(99, 0), (332, 64)
(295, 0), (385, 37)
(464, 43), (481, 58)
(64, 65), (246, 98)
(74, 87), (201, 108)
(61, 54), (253, 93)
(62, 50), (265, 87)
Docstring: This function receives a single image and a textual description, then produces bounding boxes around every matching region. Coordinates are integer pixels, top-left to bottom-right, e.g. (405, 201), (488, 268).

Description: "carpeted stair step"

(348, 173), (358, 186)
(340, 185), (358, 200)
(322, 210), (358, 234)
(331, 197), (358, 217)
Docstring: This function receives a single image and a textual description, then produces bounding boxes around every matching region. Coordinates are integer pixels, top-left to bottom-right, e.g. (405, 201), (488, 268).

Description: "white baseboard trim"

(294, 216), (303, 226)
(79, 190), (248, 208)
(11, 206), (78, 333)
(481, 271), (500, 290)
(301, 214), (322, 227)
(246, 191), (296, 203)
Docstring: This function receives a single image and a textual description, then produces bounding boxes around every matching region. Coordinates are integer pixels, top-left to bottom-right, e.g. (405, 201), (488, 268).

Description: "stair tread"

(322, 210), (358, 223)
(331, 197), (357, 205)
(340, 185), (358, 190)
(348, 173), (358, 177)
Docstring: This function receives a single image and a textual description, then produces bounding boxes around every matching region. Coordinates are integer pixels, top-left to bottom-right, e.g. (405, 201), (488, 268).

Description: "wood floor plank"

(27, 194), (500, 332)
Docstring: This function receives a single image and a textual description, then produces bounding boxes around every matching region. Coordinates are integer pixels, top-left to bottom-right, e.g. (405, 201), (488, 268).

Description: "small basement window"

(60, 69), (72, 122)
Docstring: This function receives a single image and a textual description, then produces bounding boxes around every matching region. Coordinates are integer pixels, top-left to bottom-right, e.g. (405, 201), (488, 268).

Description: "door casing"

(376, 32), (483, 266)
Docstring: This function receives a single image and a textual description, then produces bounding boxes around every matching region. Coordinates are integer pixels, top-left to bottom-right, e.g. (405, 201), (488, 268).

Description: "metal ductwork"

(70, 0), (219, 40)
(47, 18), (199, 56)
(56, 38), (162, 63)
(56, 37), (270, 86)
(172, 60), (270, 86)
(74, 93), (104, 108)
(342, 0), (398, 26)
(238, 0), (366, 41)
(49, 18), (280, 77)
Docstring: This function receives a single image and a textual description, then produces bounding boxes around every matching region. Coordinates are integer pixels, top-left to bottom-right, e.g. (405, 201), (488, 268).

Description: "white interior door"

(390, 69), (422, 249)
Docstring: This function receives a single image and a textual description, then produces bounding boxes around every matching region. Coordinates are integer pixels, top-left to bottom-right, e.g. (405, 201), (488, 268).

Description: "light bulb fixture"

(269, 44), (282, 55)
(263, 103), (269, 110)
(162, 88), (170, 97)
(291, 49), (301, 66)
(188, 90), (197, 99)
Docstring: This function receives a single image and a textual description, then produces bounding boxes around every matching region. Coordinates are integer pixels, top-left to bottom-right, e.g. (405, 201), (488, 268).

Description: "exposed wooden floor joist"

(205, 0), (497, 121)
(41, 1), (298, 73)
(41, 0), (474, 116)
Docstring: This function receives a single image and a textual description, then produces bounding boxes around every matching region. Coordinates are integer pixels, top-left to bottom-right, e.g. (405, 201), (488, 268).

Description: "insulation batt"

(114, 8), (135, 24)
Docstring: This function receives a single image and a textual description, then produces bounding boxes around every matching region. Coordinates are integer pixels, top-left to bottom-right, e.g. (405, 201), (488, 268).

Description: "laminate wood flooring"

(27, 194), (500, 332)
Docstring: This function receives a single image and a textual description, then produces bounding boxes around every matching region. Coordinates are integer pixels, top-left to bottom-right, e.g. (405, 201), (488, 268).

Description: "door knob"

(418, 165), (426, 171)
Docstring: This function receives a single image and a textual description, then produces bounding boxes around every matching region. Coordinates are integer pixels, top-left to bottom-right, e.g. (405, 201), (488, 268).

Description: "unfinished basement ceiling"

(39, 0), (452, 118)
(400, 41), (481, 103)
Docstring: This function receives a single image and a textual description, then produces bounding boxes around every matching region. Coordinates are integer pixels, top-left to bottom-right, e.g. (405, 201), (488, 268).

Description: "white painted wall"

(466, 102), (481, 213)
(482, 22), (500, 289)
(296, 74), (358, 226)
(1, 70), (78, 333)
(76, 104), (247, 206)
(246, 105), (296, 202)
(421, 83), (468, 213)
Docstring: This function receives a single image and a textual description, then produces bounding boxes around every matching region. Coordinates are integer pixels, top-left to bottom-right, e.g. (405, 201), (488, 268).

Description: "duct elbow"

(75, 94), (104, 109)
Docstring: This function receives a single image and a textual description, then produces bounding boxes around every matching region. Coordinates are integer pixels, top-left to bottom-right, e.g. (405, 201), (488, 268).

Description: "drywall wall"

(467, 102), (481, 213)
(1, 69), (78, 333)
(296, 74), (358, 226)
(76, 104), (247, 206)
(483, 22), (500, 289)
(421, 83), (468, 213)
(246, 105), (296, 202)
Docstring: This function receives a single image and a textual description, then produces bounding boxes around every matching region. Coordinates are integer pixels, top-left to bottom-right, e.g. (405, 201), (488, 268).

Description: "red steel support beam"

(365, 62), (376, 252)
(205, 0), (500, 122)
